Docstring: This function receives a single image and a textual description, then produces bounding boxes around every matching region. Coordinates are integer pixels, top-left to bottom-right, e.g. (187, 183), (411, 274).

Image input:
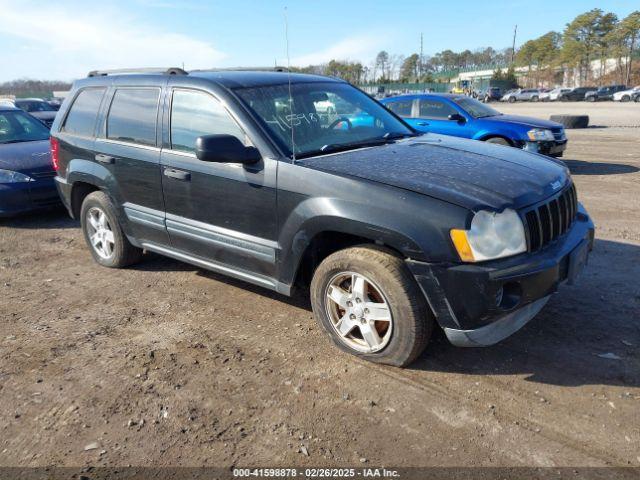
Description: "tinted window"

(63, 88), (106, 137)
(385, 99), (413, 117)
(170, 90), (246, 153)
(107, 88), (160, 146)
(418, 99), (458, 119)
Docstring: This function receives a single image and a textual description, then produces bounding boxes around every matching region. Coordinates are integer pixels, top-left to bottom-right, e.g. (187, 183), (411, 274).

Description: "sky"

(0, 0), (638, 82)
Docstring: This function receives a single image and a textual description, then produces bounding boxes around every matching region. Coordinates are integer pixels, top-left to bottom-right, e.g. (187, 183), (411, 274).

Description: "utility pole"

(419, 33), (424, 80)
(510, 24), (517, 66)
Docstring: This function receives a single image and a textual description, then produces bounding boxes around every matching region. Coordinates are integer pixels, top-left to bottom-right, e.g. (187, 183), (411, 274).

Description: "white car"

(545, 88), (572, 102)
(612, 86), (640, 102)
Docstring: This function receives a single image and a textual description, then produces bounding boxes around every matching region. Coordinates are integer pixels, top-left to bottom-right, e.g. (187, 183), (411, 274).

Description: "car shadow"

(131, 254), (312, 310)
(564, 158), (639, 175)
(132, 238), (638, 388)
(411, 238), (640, 388)
(0, 207), (75, 229)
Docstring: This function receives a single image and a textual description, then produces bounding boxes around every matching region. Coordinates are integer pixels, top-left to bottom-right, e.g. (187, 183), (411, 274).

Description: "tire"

(621, 95), (630, 102)
(508, 96), (516, 103)
(586, 96), (595, 102)
(531, 96), (539, 102)
(310, 245), (433, 367)
(549, 114), (589, 129)
(635, 96), (640, 103)
(485, 136), (512, 146)
(80, 191), (142, 268)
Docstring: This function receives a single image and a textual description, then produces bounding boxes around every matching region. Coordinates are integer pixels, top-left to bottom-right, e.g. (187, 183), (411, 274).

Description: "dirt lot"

(1, 102), (639, 470)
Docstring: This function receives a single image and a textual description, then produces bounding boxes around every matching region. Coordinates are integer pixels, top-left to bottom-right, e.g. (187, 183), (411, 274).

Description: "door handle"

(95, 154), (115, 164)
(164, 168), (191, 181)
(416, 121), (429, 126)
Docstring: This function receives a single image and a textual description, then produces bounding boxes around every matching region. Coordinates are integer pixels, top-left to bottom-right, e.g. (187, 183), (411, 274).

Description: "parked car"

(501, 89), (541, 103)
(51, 68), (594, 367)
(13, 98), (58, 128)
(46, 100), (62, 111)
(545, 88), (572, 102)
(558, 87), (596, 102)
(584, 85), (627, 102)
(612, 86), (640, 102)
(0, 105), (60, 217)
(381, 93), (567, 157)
(482, 87), (502, 102)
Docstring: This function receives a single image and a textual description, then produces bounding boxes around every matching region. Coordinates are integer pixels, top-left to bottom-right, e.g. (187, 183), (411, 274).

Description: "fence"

(360, 82), (455, 95)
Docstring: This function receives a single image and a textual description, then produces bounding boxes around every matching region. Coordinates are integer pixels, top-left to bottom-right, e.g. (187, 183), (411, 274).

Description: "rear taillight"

(50, 137), (60, 171)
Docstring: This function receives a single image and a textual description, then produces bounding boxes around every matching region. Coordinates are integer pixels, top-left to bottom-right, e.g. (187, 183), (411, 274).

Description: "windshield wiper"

(295, 132), (415, 160)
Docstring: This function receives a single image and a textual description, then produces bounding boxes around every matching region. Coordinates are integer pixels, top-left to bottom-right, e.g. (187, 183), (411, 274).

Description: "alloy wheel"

(86, 207), (115, 259)
(324, 271), (393, 353)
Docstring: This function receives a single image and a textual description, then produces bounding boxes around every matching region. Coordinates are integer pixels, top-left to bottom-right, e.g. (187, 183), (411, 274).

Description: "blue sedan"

(0, 105), (60, 217)
(381, 93), (567, 157)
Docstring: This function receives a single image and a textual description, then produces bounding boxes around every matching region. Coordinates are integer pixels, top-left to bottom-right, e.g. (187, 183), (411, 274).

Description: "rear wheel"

(508, 96), (516, 103)
(586, 96), (595, 102)
(531, 96), (539, 102)
(310, 246), (433, 367)
(80, 191), (142, 268)
(621, 95), (630, 102)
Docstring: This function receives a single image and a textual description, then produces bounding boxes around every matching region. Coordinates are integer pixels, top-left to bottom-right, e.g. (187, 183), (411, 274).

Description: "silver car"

(501, 88), (541, 103)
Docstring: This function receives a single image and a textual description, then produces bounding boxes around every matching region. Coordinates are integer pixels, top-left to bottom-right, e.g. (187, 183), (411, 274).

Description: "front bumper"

(0, 179), (60, 217)
(407, 204), (594, 346)
(521, 139), (567, 157)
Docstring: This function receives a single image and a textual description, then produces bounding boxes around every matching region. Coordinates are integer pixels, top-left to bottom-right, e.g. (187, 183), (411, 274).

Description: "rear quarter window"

(107, 88), (160, 146)
(385, 99), (413, 117)
(63, 88), (106, 137)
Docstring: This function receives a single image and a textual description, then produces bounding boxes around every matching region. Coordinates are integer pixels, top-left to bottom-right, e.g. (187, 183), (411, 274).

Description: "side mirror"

(448, 113), (466, 123)
(195, 134), (261, 164)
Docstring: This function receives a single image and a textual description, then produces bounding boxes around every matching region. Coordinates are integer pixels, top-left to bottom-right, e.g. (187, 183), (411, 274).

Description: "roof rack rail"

(190, 66), (290, 73)
(87, 67), (188, 77)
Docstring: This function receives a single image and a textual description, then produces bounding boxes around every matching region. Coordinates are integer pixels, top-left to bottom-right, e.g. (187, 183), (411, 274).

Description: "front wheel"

(310, 246), (433, 367)
(621, 95), (630, 102)
(531, 96), (539, 102)
(485, 136), (511, 146)
(508, 96), (516, 103)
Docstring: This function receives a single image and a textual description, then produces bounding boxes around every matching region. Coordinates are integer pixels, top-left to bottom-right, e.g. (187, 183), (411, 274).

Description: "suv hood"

(485, 114), (562, 130)
(298, 134), (569, 211)
(0, 140), (52, 174)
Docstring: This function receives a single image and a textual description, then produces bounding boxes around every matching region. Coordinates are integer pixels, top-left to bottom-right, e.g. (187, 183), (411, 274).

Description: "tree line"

(516, 9), (640, 86)
(0, 79), (72, 98)
(295, 8), (639, 86)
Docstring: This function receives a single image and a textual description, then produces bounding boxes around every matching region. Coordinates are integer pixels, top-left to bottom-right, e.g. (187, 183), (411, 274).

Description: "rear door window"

(418, 99), (458, 119)
(107, 88), (160, 146)
(63, 88), (106, 137)
(385, 99), (413, 117)
(170, 89), (247, 153)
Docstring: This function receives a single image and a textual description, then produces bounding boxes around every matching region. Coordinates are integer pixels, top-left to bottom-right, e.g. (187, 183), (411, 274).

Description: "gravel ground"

(0, 103), (639, 469)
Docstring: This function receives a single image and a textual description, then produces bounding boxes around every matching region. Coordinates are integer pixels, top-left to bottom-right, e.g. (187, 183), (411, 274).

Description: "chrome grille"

(523, 183), (578, 252)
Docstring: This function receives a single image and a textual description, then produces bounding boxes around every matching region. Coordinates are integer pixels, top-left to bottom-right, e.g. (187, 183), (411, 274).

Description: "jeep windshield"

(234, 82), (416, 159)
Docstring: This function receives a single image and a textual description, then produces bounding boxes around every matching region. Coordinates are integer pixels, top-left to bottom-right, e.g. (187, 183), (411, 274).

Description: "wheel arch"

(478, 133), (515, 146)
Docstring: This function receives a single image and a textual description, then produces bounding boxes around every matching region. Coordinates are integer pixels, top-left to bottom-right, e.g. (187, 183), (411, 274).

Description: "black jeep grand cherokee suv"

(51, 68), (594, 367)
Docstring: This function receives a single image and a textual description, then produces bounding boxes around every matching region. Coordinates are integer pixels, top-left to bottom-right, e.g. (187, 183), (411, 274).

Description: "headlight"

(0, 169), (34, 184)
(527, 129), (554, 141)
(450, 209), (526, 262)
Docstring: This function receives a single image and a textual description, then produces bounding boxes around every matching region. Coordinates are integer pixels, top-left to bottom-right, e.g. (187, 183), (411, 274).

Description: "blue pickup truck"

(381, 93), (567, 157)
